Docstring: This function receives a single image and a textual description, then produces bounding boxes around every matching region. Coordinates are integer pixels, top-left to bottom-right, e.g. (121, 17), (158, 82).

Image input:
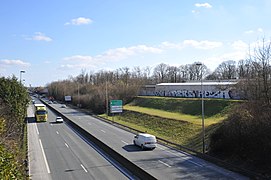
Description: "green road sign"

(110, 100), (123, 113)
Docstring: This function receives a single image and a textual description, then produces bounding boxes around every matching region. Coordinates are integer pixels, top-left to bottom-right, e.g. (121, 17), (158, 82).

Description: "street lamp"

(20, 70), (26, 84)
(196, 63), (205, 153)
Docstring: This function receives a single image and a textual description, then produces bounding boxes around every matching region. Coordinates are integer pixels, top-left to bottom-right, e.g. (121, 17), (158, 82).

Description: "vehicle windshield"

(36, 111), (47, 115)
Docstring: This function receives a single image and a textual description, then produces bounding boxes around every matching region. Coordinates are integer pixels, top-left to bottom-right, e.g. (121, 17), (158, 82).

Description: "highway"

(27, 98), (130, 180)
(47, 101), (248, 180)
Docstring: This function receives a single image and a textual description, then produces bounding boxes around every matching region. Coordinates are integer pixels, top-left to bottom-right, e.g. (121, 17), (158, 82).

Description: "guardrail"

(41, 99), (156, 180)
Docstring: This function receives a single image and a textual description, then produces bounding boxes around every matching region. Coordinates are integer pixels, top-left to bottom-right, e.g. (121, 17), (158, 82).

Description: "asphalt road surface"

(27, 99), (130, 180)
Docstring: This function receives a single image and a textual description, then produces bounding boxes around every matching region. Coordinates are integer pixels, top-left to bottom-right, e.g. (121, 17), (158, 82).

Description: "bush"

(209, 103), (271, 174)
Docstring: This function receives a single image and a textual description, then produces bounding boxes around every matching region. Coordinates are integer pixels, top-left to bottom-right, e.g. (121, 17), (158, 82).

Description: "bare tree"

(166, 66), (179, 83)
(153, 63), (168, 83)
(186, 62), (208, 80)
(214, 60), (237, 80)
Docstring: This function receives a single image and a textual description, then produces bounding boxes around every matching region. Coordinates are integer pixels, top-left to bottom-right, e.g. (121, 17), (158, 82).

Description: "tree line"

(46, 39), (271, 112)
(0, 76), (29, 179)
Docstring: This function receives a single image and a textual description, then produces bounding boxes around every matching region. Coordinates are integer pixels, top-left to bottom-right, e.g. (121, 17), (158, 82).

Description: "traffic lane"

(52, 106), (247, 179)
(37, 115), (91, 180)
(27, 106), (52, 180)
(41, 107), (129, 180)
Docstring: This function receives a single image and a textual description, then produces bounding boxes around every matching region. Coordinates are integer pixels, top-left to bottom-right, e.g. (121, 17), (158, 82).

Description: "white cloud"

(65, 17), (93, 25)
(61, 45), (162, 70)
(245, 28), (263, 34)
(0, 59), (31, 67)
(161, 41), (183, 49)
(32, 32), (52, 42)
(24, 32), (52, 42)
(44, 60), (51, 64)
(162, 40), (223, 50)
(183, 40), (223, 49)
(232, 40), (248, 50)
(195, 3), (212, 8)
(204, 51), (247, 71)
(192, 10), (200, 14)
(257, 28), (263, 32)
(245, 30), (254, 34)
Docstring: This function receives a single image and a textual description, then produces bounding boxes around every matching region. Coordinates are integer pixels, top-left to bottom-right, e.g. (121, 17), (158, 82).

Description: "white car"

(55, 117), (64, 123)
(133, 133), (157, 150)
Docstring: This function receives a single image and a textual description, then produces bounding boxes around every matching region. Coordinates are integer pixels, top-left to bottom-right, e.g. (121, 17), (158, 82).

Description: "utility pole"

(106, 81), (109, 117)
(196, 63), (205, 153)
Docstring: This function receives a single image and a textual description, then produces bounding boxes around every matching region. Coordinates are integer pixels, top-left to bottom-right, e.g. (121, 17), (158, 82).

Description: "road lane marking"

(39, 139), (51, 173)
(100, 130), (106, 133)
(35, 124), (39, 135)
(81, 164), (88, 172)
(88, 123), (92, 125)
(186, 159), (203, 167)
(67, 124), (133, 179)
(157, 145), (203, 167)
(56, 131), (59, 134)
(157, 146), (166, 150)
(121, 140), (128, 145)
(158, 160), (171, 167)
(65, 143), (69, 148)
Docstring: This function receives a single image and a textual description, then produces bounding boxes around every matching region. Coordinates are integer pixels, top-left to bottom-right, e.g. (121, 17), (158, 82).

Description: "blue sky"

(1, 0), (271, 86)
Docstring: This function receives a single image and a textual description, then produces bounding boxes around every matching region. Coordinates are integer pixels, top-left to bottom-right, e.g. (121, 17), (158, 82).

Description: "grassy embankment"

(101, 96), (241, 152)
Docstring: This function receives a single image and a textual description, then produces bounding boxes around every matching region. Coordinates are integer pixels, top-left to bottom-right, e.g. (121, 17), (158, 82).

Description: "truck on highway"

(34, 104), (48, 122)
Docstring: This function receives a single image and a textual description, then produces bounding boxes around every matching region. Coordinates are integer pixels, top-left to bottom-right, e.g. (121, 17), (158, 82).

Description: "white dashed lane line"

(81, 164), (88, 172)
(121, 140), (128, 145)
(100, 130), (106, 133)
(158, 160), (171, 167)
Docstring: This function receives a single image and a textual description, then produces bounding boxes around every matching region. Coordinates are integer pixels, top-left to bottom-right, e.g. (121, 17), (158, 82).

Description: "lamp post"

(106, 81), (109, 117)
(20, 70), (26, 84)
(77, 83), (80, 107)
(196, 63), (205, 153)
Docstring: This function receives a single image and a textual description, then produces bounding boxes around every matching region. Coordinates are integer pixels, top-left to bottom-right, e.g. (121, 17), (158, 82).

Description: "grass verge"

(100, 96), (237, 152)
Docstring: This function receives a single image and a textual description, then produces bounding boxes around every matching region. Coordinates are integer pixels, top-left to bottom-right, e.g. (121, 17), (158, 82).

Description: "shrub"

(209, 103), (271, 173)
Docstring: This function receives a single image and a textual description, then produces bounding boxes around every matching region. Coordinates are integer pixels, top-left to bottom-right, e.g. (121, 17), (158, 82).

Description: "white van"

(133, 133), (157, 150)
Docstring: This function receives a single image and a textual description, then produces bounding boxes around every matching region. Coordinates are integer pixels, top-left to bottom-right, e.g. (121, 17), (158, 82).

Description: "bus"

(34, 104), (48, 122)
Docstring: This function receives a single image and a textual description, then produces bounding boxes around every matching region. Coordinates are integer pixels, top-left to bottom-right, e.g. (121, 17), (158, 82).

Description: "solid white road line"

(81, 164), (88, 172)
(158, 160), (171, 167)
(39, 139), (51, 173)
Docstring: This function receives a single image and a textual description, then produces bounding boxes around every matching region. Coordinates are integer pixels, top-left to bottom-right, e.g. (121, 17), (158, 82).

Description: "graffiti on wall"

(154, 89), (234, 99)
